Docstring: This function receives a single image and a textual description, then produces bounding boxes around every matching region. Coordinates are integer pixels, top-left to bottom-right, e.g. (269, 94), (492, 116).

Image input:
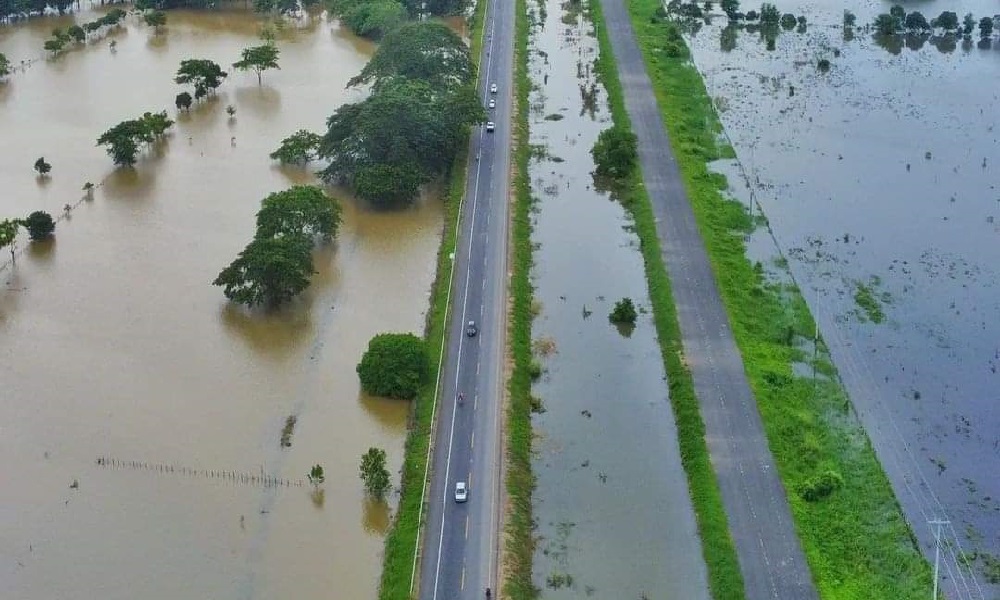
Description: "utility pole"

(929, 518), (949, 600)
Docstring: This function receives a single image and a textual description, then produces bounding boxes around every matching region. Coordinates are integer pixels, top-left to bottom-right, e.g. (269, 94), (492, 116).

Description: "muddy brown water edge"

(1, 7), (444, 600)
(683, 0), (1000, 594)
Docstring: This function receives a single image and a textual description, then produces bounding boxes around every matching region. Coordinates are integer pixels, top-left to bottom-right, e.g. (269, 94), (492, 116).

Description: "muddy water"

(526, 1), (709, 597)
(681, 0), (1000, 594)
(0, 8), (443, 600)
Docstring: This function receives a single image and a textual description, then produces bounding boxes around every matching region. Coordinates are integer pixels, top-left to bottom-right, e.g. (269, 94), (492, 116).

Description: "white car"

(455, 481), (468, 503)
(490, 83), (498, 94)
(486, 122), (495, 133)
(488, 98), (496, 109)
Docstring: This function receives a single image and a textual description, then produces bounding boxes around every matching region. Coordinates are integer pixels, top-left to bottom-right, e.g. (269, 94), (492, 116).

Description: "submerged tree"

(0, 219), (21, 263)
(359, 447), (391, 499)
(254, 185), (342, 242)
(356, 333), (428, 399)
(96, 112), (175, 167)
(33, 157), (52, 176)
(23, 211), (55, 240)
(212, 235), (315, 307)
(0, 53), (10, 79)
(232, 44), (280, 85)
(308, 464), (325, 487)
(591, 125), (638, 179)
(143, 10), (168, 33)
(347, 21), (474, 91)
(175, 91), (193, 111)
(174, 59), (228, 100)
(269, 129), (323, 164)
(609, 298), (638, 325)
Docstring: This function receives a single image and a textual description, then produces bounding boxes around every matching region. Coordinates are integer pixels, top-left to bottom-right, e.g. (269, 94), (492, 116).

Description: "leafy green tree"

(359, 447), (391, 499)
(96, 112), (174, 167)
(232, 44), (280, 85)
(341, 0), (407, 39)
(780, 12), (796, 29)
(980, 16), (994, 38)
(33, 157), (51, 176)
(888, 4), (905, 25)
(353, 163), (425, 206)
(0, 53), (10, 78)
(254, 186), (342, 242)
(23, 211), (55, 240)
(175, 91), (193, 111)
(356, 332), (428, 399)
(308, 464), (325, 487)
(842, 10), (856, 27)
(961, 12), (975, 35)
(44, 39), (66, 54)
(213, 235), (315, 307)
(931, 11), (958, 31)
(253, 0), (275, 12)
(269, 129), (323, 164)
(143, 10), (167, 32)
(67, 25), (86, 43)
(0, 219), (20, 263)
(609, 298), (638, 325)
(591, 125), (638, 178)
(873, 14), (897, 35)
(904, 11), (929, 32)
(347, 21), (474, 91)
(175, 59), (228, 100)
(720, 0), (738, 17)
(758, 2), (779, 26)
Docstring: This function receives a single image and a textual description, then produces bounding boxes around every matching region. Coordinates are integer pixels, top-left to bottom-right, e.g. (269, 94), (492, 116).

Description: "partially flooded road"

(683, 0), (1000, 594)
(526, 1), (709, 597)
(1, 8), (442, 600)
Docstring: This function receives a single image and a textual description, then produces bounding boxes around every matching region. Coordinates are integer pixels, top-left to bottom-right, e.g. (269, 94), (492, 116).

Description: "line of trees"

(0, 0), (115, 22)
(269, 22), (484, 207)
(213, 186), (342, 308)
(43, 8), (126, 54)
(96, 111), (174, 167)
(0, 210), (56, 262)
(325, 0), (467, 40)
(871, 7), (999, 39)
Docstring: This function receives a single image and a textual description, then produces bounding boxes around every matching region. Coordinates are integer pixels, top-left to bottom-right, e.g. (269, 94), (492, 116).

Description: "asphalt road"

(599, 1), (819, 598)
(416, 0), (515, 598)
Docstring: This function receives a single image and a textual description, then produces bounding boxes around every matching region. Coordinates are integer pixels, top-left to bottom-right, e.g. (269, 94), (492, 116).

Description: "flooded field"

(0, 7), (443, 600)
(526, 0), (709, 597)
(682, 0), (1000, 593)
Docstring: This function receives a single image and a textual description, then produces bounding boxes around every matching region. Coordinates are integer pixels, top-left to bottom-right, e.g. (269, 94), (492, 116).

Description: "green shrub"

(797, 470), (843, 502)
(356, 333), (428, 399)
(609, 297), (638, 324)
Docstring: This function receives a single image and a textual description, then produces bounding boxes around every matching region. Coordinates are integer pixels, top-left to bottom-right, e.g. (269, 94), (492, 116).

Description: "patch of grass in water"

(853, 280), (885, 324)
(626, 1), (934, 598)
(280, 415), (296, 448)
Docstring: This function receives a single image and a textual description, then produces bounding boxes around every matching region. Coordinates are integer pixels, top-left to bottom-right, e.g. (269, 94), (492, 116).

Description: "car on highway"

(488, 98), (496, 109)
(466, 320), (478, 336)
(486, 122), (495, 132)
(455, 481), (468, 503)
(490, 83), (498, 94)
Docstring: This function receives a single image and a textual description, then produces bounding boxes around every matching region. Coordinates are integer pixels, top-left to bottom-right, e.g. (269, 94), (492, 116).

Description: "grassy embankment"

(589, 0), (745, 598)
(619, 0), (934, 597)
(502, 0), (536, 596)
(376, 2), (489, 598)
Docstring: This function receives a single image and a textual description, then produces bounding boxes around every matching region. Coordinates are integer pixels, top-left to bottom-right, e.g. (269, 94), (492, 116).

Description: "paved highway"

(416, 0), (515, 597)
(600, 0), (819, 598)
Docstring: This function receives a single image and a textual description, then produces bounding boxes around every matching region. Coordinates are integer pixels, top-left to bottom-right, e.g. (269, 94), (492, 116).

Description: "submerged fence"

(95, 456), (304, 488)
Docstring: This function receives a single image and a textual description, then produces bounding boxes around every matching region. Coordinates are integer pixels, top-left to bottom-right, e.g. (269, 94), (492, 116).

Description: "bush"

(797, 470), (844, 502)
(24, 211), (55, 240)
(609, 297), (638, 324)
(591, 125), (638, 179)
(356, 333), (428, 399)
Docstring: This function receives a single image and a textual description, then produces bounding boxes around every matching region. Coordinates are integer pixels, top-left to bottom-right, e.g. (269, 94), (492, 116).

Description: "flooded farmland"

(681, 0), (1000, 594)
(0, 7), (444, 600)
(526, 0), (709, 597)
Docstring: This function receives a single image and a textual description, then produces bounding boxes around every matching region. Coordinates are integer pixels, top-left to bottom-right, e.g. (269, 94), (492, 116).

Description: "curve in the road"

(598, 0), (820, 598)
(417, 0), (515, 597)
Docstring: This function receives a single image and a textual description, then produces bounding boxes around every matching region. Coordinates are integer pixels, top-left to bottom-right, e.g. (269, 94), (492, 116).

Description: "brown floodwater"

(682, 1), (1000, 596)
(1, 7), (443, 600)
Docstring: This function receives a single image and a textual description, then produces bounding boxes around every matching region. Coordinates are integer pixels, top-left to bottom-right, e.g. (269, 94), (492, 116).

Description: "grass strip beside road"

(502, 0), (537, 596)
(377, 3), (489, 599)
(624, 1), (934, 598)
(589, 1), (745, 598)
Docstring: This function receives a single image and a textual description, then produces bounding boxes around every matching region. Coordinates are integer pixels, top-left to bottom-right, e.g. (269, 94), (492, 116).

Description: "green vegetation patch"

(626, 0), (933, 597)
(852, 278), (887, 324)
(503, 0), (537, 596)
(589, 0), (745, 597)
(377, 0), (488, 598)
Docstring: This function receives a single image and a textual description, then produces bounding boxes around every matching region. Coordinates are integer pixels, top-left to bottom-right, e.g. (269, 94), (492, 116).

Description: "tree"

(0, 219), (20, 263)
(353, 163), (425, 206)
(609, 298), (638, 325)
(980, 16), (994, 38)
(269, 129), (323, 164)
(0, 53), (10, 79)
(904, 11), (929, 32)
(359, 447), (391, 499)
(888, 4), (905, 26)
(254, 185), (342, 242)
(591, 125), (638, 179)
(308, 464), (325, 487)
(347, 21), (474, 91)
(931, 11), (958, 31)
(719, 0), (738, 17)
(33, 157), (51, 176)
(842, 10), (856, 28)
(143, 10), (167, 32)
(96, 112), (174, 167)
(758, 3), (779, 26)
(873, 14), (897, 36)
(175, 91), (193, 111)
(340, 0), (408, 39)
(44, 39), (66, 54)
(175, 59), (228, 99)
(212, 234), (315, 307)
(780, 13), (796, 29)
(232, 44), (280, 85)
(356, 332), (428, 399)
(67, 25), (86, 43)
(962, 12), (975, 35)
(23, 211), (55, 240)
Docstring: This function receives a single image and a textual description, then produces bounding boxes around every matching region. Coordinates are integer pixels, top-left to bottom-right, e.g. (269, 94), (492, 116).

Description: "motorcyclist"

(485, 588), (491, 599)
(458, 392), (465, 404)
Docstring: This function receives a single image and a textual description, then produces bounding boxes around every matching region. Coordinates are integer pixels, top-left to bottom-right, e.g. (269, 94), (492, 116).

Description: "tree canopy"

(326, 0), (408, 39)
(175, 91), (193, 111)
(143, 10), (167, 31)
(347, 21), (474, 91)
(359, 447), (391, 499)
(269, 129), (322, 164)
(232, 44), (280, 85)
(33, 157), (51, 176)
(356, 333), (428, 399)
(213, 235), (315, 308)
(24, 211), (55, 240)
(254, 185), (342, 242)
(175, 59), (228, 100)
(0, 218), (20, 261)
(0, 52), (10, 78)
(96, 111), (175, 167)
(591, 125), (638, 179)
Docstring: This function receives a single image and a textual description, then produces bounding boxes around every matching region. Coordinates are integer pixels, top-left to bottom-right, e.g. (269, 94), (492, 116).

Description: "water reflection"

(234, 84), (282, 116)
(362, 497), (391, 535)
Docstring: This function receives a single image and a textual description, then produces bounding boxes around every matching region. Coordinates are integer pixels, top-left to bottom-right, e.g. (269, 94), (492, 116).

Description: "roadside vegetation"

(357, 333), (429, 400)
(374, 1), (488, 598)
(589, 0), (745, 597)
(626, 0), (934, 597)
(325, 0), (467, 40)
(503, 0), (536, 596)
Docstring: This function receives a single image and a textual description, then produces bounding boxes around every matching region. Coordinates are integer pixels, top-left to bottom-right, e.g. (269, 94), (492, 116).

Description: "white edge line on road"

(430, 11), (500, 599)
(409, 1), (497, 596)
